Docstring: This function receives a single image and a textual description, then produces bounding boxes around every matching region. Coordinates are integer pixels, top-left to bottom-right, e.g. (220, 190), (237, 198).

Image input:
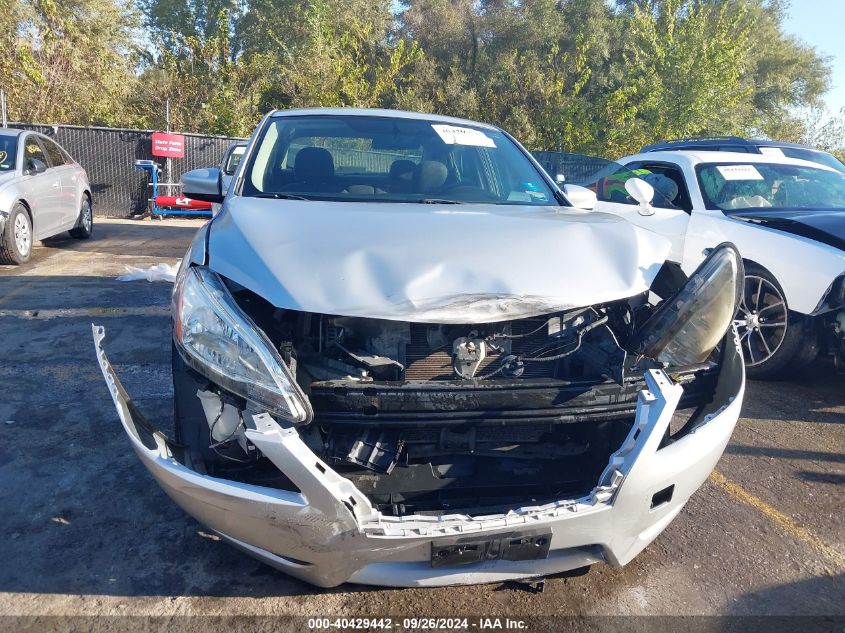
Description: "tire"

(737, 264), (817, 379)
(69, 195), (93, 239)
(0, 203), (33, 265)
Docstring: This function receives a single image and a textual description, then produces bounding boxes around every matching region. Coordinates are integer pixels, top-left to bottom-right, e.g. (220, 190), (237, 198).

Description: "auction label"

(432, 124), (496, 148)
(716, 164), (764, 180)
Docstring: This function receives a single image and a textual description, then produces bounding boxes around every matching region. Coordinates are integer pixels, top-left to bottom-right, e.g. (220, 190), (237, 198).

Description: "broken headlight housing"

(632, 243), (743, 367)
(173, 266), (312, 424)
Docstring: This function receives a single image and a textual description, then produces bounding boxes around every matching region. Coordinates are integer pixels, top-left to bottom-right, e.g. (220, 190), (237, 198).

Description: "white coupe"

(573, 150), (845, 378)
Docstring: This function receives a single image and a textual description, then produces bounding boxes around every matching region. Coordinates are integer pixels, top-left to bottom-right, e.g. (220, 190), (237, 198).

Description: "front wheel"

(736, 265), (817, 379)
(69, 195), (93, 239)
(0, 203), (33, 264)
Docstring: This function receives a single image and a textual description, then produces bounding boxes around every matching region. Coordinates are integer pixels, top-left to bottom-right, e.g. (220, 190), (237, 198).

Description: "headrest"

(390, 159), (416, 181)
(642, 172), (679, 203)
(414, 160), (448, 193)
(294, 147), (335, 181)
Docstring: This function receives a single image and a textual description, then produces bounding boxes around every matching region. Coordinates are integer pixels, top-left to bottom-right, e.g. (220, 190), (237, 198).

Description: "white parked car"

(94, 109), (745, 588)
(575, 150), (845, 379)
(0, 129), (93, 264)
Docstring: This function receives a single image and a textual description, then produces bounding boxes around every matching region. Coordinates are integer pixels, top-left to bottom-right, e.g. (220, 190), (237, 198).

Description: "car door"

(592, 161), (692, 264)
(21, 134), (63, 239)
(40, 137), (79, 228)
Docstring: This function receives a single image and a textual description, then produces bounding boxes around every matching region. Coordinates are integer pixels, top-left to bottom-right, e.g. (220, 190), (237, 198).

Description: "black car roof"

(640, 136), (824, 153)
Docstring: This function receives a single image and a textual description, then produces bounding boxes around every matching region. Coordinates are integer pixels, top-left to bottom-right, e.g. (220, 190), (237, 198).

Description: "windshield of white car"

(697, 162), (845, 212)
(776, 147), (845, 174)
(0, 135), (15, 171)
(240, 115), (556, 205)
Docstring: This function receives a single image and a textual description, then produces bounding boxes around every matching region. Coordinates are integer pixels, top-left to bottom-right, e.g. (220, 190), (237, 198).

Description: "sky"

(783, 0), (845, 115)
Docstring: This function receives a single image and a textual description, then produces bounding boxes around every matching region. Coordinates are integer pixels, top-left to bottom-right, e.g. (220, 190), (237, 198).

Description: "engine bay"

(171, 277), (720, 517)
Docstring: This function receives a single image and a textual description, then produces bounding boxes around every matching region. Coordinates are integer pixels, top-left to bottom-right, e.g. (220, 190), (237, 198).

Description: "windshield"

(223, 145), (245, 175)
(241, 115), (556, 205)
(697, 162), (845, 212)
(776, 147), (845, 174)
(0, 135), (16, 171)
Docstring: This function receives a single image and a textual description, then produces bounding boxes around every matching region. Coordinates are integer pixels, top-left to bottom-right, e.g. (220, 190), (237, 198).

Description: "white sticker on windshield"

(758, 147), (785, 157)
(432, 124), (496, 148)
(716, 164), (764, 181)
(233, 146), (246, 155)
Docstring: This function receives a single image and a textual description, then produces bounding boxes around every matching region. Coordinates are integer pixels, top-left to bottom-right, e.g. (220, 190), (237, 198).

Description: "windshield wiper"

(251, 193), (310, 200)
(418, 198), (463, 204)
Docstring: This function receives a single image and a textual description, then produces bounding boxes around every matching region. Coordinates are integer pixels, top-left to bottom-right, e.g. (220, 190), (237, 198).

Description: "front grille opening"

(332, 418), (634, 517)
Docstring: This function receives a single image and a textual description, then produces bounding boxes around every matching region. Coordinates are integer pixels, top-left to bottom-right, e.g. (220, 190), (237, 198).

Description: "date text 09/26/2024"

(307, 618), (528, 630)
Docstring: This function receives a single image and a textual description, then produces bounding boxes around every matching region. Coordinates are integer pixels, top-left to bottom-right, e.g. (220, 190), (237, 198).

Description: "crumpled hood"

(730, 209), (845, 252)
(207, 199), (671, 323)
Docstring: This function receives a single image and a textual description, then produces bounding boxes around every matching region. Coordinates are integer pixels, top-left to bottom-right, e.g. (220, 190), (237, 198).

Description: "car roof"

(619, 150), (839, 172)
(0, 128), (23, 139)
(269, 107), (502, 132)
(640, 136), (824, 152)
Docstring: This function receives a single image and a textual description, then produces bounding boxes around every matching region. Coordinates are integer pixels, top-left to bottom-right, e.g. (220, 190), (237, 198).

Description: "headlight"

(173, 266), (312, 424)
(632, 243), (743, 367)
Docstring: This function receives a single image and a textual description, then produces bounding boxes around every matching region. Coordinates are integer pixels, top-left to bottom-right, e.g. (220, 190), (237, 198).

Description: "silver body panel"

(0, 129), (90, 240)
(208, 198), (671, 323)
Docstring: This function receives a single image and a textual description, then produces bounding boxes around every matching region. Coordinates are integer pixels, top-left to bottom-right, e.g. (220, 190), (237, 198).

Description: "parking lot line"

(0, 306), (171, 319)
(710, 469), (845, 571)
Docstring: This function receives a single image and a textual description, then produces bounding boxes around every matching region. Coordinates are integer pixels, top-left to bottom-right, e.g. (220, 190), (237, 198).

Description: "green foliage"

(1, 0), (142, 126)
(602, 0), (755, 155)
(0, 0), (840, 158)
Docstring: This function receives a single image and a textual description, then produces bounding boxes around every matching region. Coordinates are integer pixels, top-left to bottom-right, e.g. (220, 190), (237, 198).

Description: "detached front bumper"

(93, 325), (745, 588)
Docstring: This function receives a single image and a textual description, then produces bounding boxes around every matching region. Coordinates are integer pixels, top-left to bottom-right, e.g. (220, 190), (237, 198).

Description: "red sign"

(151, 132), (185, 158)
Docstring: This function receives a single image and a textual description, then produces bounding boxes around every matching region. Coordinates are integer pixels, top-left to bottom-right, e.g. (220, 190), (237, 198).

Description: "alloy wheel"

(735, 274), (788, 366)
(82, 199), (92, 232)
(13, 212), (31, 257)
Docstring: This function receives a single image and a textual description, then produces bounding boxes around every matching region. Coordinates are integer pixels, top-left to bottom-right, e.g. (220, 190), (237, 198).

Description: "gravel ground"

(0, 218), (842, 628)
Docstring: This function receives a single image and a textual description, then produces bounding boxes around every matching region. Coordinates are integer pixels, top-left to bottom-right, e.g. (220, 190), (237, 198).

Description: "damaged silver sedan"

(94, 108), (745, 588)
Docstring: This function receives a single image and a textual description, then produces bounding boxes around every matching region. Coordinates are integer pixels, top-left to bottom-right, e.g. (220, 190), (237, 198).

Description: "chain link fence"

(9, 123), (246, 217)
(531, 151), (616, 186)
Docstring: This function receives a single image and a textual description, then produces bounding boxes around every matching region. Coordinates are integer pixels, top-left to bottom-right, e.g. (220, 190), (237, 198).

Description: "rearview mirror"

(625, 178), (655, 216)
(27, 158), (48, 175)
(562, 184), (597, 211)
(181, 168), (224, 203)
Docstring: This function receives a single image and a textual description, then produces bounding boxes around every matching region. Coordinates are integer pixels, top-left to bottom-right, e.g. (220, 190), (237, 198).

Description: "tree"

(134, 9), (268, 136)
(0, 0), (142, 126)
(742, 0), (830, 140)
(137, 0), (248, 58)
(600, 0), (754, 156)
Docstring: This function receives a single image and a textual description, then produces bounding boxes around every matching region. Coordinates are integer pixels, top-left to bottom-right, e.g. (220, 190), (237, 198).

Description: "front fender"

(683, 211), (845, 314)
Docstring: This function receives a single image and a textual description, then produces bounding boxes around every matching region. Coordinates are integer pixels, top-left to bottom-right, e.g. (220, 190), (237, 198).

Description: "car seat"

(388, 159), (416, 193)
(279, 147), (343, 193)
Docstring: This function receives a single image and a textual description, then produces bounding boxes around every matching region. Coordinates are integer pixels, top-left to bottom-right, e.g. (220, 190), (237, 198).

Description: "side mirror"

(625, 178), (655, 216)
(27, 158), (48, 175)
(562, 184), (598, 211)
(181, 167), (224, 203)
(555, 174), (566, 185)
